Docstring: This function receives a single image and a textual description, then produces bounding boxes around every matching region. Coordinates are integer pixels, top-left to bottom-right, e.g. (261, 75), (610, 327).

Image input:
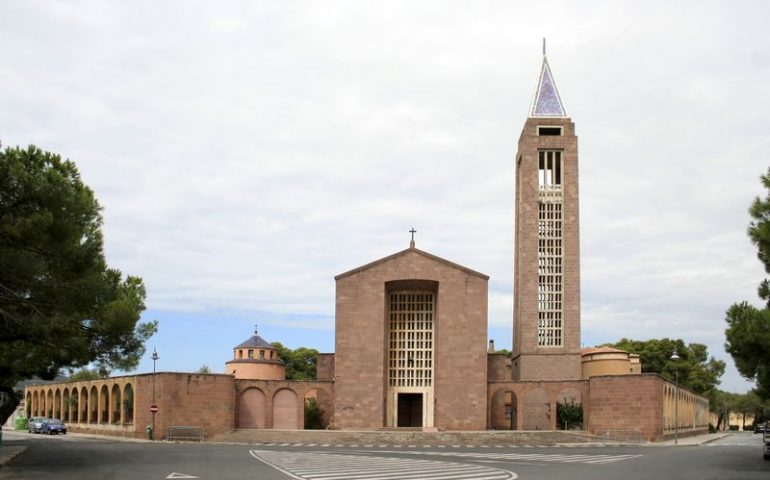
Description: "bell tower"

(512, 47), (582, 381)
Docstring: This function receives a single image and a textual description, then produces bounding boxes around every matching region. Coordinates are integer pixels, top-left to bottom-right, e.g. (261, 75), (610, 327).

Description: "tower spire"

(529, 41), (567, 118)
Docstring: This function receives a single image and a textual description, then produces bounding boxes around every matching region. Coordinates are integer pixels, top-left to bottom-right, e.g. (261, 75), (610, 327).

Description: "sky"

(1, 1), (768, 393)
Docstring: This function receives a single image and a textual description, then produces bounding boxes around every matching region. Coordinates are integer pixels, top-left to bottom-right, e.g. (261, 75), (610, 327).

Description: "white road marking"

(249, 449), (518, 480)
(357, 449), (642, 465)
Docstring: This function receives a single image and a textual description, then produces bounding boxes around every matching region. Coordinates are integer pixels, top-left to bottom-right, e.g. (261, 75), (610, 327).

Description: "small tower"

(512, 44), (582, 381)
(225, 326), (286, 380)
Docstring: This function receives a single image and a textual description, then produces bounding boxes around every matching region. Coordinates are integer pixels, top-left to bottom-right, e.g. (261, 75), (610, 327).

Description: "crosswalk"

(249, 449), (518, 480)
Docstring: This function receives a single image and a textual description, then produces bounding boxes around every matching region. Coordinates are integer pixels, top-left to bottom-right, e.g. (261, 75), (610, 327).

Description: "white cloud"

(1, 1), (768, 392)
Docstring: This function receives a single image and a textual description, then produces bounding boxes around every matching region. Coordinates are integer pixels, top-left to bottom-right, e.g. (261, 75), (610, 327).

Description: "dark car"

(756, 422), (768, 434)
(40, 419), (67, 435)
(27, 416), (46, 433)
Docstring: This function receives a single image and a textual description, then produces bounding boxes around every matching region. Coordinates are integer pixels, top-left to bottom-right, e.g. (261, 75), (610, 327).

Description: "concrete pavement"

(0, 446), (26, 466)
(657, 432), (732, 446)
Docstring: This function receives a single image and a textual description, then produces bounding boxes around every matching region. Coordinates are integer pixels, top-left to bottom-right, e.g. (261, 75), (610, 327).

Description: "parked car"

(756, 422), (769, 434)
(40, 418), (67, 435)
(27, 416), (46, 434)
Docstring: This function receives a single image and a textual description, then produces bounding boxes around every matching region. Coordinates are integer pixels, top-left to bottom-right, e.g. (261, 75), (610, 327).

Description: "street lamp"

(670, 349), (680, 445)
(151, 348), (159, 440)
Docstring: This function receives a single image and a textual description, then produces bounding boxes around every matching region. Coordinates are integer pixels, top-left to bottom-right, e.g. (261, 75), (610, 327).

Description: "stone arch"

(555, 387), (582, 430)
(522, 387), (550, 430)
(54, 389), (62, 419)
(99, 385), (109, 423)
(303, 388), (331, 429)
(237, 387), (267, 429)
(490, 387), (517, 430)
(89, 386), (98, 423)
(64, 388), (78, 422)
(123, 384), (134, 424)
(273, 388), (299, 430)
(46, 389), (54, 418)
(32, 391), (39, 416)
(62, 388), (69, 419)
(111, 384), (122, 424)
(80, 387), (89, 423)
(26, 391), (32, 418)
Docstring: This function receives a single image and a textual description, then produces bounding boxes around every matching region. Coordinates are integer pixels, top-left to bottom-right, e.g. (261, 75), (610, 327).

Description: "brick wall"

(487, 354), (511, 382)
(147, 373), (236, 439)
(316, 353), (335, 381)
(588, 374), (666, 442)
(334, 247), (489, 430)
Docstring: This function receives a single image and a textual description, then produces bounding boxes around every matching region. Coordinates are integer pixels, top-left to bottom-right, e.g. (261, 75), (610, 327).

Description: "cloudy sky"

(2, 1), (768, 393)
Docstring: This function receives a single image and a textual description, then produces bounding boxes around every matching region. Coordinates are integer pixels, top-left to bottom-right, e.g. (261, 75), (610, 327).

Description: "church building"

(24, 49), (710, 443)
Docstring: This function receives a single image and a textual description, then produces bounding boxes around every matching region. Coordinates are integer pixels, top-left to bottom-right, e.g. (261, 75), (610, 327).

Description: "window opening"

(538, 126), (562, 136)
(537, 150), (563, 347)
(388, 291), (434, 387)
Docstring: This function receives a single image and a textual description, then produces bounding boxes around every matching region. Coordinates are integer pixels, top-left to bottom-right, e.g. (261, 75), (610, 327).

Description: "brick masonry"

(513, 117), (582, 381)
(334, 246), (489, 430)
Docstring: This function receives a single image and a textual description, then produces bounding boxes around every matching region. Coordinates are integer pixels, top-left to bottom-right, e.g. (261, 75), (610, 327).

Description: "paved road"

(1, 431), (768, 480)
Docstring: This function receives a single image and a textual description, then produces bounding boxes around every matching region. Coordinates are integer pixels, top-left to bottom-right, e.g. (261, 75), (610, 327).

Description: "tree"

(270, 342), (319, 380)
(195, 364), (213, 374)
(0, 145), (157, 424)
(66, 368), (105, 382)
(556, 398), (583, 430)
(725, 168), (770, 400)
(603, 338), (725, 396)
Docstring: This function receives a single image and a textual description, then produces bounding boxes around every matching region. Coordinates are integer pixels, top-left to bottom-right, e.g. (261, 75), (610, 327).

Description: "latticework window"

(538, 150), (563, 347)
(388, 292), (434, 387)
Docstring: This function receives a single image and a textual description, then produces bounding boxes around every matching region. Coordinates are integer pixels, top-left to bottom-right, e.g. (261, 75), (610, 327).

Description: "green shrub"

(304, 398), (325, 430)
(728, 425), (739, 431)
(708, 423), (716, 433)
(15, 418), (28, 430)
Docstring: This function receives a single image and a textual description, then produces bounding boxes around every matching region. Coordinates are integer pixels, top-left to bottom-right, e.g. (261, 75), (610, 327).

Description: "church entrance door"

(397, 393), (423, 427)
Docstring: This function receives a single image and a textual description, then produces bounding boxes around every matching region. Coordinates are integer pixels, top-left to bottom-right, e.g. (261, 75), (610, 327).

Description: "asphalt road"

(2, 431), (769, 480)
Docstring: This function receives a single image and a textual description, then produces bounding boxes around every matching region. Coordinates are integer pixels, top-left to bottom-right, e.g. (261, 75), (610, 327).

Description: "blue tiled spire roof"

(530, 56), (567, 118)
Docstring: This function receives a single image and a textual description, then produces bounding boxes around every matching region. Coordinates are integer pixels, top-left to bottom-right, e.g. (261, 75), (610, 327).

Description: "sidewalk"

(657, 432), (731, 446)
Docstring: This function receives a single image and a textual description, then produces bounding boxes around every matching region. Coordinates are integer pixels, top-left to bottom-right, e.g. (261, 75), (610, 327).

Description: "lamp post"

(151, 348), (159, 440)
(670, 350), (680, 445)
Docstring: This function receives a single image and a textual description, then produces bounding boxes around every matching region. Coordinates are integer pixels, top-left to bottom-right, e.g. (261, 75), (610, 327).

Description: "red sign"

(150, 405), (159, 413)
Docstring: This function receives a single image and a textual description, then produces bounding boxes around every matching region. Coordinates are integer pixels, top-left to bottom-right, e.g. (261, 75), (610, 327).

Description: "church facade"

(23, 52), (709, 442)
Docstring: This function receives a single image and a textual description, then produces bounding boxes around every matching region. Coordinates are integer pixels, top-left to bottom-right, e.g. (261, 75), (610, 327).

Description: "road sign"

(150, 404), (159, 413)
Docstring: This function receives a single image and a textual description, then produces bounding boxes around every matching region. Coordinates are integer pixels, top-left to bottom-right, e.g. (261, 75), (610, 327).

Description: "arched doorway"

(273, 389), (299, 429)
(46, 390), (54, 418)
(80, 387), (89, 423)
(54, 389), (62, 419)
(89, 386), (98, 423)
(238, 387), (266, 429)
(556, 388), (583, 430)
(62, 389), (70, 422)
(111, 384), (121, 424)
(490, 388), (517, 430)
(123, 384), (134, 424)
(303, 389), (331, 429)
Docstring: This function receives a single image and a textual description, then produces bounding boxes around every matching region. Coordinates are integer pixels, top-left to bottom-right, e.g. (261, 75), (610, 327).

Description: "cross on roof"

(409, 228), (417, 242)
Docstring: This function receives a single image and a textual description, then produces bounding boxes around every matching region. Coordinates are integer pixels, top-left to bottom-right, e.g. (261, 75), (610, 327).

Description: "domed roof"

(234, 326), (275, 350)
